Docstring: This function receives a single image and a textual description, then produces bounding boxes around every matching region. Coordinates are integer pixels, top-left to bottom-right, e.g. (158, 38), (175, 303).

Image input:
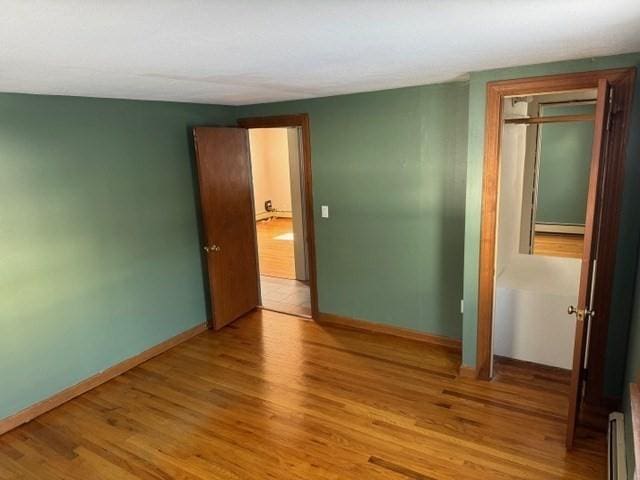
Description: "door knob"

(567, 306), (595, 319)
(203, 244), (221, 253)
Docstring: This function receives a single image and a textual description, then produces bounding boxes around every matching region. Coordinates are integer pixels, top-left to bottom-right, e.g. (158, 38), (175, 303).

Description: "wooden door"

(193, 127), (259, 330)
(566, 79), (612, 449)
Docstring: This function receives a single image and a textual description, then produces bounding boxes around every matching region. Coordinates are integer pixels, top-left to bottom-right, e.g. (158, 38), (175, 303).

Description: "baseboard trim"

(535, 223), (585, 235)
(256, 211), (293, 221)
(458, 365), (477, 379)
(317, 312), (461, 351)
(0, 322), (208, 436)
(493, 354), (570, 375)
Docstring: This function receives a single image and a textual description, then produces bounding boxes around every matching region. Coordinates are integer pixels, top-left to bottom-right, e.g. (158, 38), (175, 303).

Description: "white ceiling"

(1, 1), (639, 106)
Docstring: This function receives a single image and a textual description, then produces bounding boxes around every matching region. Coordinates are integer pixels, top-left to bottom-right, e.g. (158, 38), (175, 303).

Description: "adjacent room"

(2, 2), (640, 479)
(248, 127), (312, 317)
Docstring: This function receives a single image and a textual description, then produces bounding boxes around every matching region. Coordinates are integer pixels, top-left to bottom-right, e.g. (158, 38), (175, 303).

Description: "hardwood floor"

(533, 233), (584, 258)
(256, 217), (296, 279)
(0, 310), (605, 479)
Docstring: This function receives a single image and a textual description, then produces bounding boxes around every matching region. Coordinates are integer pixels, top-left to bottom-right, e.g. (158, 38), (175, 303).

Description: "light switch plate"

(321, 205), (329, 218)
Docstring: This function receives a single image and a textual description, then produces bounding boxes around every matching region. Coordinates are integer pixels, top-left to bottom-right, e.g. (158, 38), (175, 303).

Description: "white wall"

(493, 99), (580, 369)
(287, 128), (308, 281)
(494, 256), (579, 368)
(249, 128), (292, 217)
(496, 100), (528, 275)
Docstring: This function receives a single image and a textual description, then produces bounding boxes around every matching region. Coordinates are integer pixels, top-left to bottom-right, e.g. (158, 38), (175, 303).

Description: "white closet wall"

(249, 128), (292, 218)
(493, 99), (579, 369)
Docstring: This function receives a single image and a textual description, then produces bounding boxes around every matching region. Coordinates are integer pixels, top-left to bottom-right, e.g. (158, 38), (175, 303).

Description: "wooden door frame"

(475, 68), (635, 406)
(238, 114), (319, 320)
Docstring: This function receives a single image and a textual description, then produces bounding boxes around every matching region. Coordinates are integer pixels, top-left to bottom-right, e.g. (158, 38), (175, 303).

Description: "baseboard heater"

(535, 223), (585, 235)
(608, 412), (628, 480)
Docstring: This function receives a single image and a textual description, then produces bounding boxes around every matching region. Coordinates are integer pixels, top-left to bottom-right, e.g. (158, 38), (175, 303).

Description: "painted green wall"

(462, 53), (640, 400)
(4, 53), (640, 423)
(0, 93), (233, 420)
(536, 104), (594, 226)
(237, 82), (469, 338)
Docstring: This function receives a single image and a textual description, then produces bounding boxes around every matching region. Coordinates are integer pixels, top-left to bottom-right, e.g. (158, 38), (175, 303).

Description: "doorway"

(248, 127), (311, 317)
(193, 114), (319, 330)
(493, 89), (596, 371)
(476, 68), (635, 448)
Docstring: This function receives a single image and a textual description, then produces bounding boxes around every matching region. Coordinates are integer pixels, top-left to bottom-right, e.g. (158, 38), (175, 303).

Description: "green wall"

(4, 52), (640, 423)
(536, 104), (594, 226)
(236, 82), (469, 338)
(0, 93), (233, 420)
(462, 53), (640, 400)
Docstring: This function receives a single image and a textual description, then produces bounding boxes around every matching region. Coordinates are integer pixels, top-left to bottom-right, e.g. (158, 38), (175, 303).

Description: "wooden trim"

(318, 312), (461, 351)
(477, 81), (502, 379)
(494, 355), (571, 376)
(0, 323), (208, 436)
(481, 68), (633, 95)
(458, 365), (477, 379)
(477, 67), (635, 383)
(584, 69), (636, 406)
(238, 114), (319, 321)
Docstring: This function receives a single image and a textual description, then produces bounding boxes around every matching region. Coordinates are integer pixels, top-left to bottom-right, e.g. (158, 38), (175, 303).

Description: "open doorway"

(493, 89), (596, 372)
(193, 114), (318, 332)
(248, 127), (311, 317)
(476, 68), (635, 449)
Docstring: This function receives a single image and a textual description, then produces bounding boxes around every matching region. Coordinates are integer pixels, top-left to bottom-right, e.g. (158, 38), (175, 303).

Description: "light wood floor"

(533, 233), (584, 259)
(0, 310), (605, 479)
(256, 217), (295, 279)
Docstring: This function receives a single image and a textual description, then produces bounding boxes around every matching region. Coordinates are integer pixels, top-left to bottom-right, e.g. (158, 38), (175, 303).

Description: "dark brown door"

(566, 79), (612, 449)
(193, 127), (259, 330)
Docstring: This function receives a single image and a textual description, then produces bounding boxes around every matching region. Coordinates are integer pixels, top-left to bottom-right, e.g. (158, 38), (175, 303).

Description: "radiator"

(608, 412), (628, 480)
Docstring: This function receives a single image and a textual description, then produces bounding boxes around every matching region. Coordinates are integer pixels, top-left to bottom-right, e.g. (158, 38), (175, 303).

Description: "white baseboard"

(535, 224), (585, 235)
(256, 211), (292, 221)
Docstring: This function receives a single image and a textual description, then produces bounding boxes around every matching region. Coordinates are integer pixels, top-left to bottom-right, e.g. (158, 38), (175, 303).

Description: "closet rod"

(504, 113), (594, 125)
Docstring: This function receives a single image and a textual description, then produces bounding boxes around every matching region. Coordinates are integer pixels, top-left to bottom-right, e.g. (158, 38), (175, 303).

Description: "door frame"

(475, 68), (635, 406)
(238, 114), (319, 320)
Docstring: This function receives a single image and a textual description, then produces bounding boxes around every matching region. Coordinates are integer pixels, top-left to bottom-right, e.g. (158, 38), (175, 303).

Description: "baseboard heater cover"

(608, 412), (628, 480)
(535, 223), (585, 235)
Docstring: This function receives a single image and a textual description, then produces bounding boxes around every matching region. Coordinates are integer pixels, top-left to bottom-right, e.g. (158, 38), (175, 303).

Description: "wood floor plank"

(0, 309), (605, 479)
(533, 232), (584, 258)
(256, 218), (296, 279)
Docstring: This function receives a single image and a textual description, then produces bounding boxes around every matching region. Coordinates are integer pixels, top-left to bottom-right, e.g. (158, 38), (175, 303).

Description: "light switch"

(321, 205), (329, 218)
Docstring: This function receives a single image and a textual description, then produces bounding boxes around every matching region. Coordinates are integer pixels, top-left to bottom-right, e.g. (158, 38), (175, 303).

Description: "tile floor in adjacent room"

(260, 274), (311, 317)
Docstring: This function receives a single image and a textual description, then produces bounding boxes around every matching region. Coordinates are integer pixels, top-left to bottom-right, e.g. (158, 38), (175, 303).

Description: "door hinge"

(605, 88), (614, 131)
